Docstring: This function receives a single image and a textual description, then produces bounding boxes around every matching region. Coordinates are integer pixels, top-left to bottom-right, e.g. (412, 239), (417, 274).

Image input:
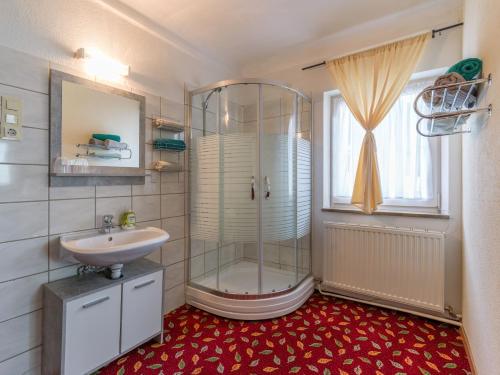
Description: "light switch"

(5, 113), (18, 124)
(1, 96), (22, 141)
(5, 98), (20, 111)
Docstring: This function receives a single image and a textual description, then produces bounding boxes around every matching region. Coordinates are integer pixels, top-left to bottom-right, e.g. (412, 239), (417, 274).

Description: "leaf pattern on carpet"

(97, 293), (471, 374)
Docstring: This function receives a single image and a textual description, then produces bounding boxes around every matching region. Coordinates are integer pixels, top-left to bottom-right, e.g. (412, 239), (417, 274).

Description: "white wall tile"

(49, 199), (95, 235)
(133, 195), (161, 222)
(0, 237), (48, 283)
(0, 346), (41, 375)
(0, 165), (48, 203)
(48, 265), (79, 282)
(0, 84), (48, 129)
(95, 196), (132, 227)
(0, 128), (48, 164)
(0, 310), (41, 362)
(161, 172), (185, 194)
(0, 272), (47, 322)
(164, 261), (185, 290)
(96, 185), (131, 198)
(0, 201), (48, 242)
(0, 47), (48, 94)
(49, 186), (94, 200)
(141, 92), (161, 119)
(145, 145), (160, 170)
(132, 171), (160, 196)
(162, 239), (185, 266)
(145, 248), (161, 264)
(161, 193), (185, 218)
(48, 234), (83, 270)
(135, 219), (162, 229)
(162, 216), (184, 241)
(163, 284), (185, 313)
(161, 99), (185, 124)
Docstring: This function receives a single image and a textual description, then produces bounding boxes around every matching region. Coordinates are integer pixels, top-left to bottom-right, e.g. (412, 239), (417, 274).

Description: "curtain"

(326, 33), (430, 213)
(331, 78), (434, 201)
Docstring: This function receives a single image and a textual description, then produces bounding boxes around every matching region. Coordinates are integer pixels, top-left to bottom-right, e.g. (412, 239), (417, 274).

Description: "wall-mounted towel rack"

(414, 74), (493, 137)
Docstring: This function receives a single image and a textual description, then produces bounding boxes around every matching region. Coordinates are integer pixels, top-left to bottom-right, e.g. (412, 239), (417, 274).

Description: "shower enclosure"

(186, 79), (313, 319)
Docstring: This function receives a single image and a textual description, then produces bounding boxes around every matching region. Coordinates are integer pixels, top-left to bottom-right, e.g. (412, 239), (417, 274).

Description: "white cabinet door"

(63, 285), (121, 375)
(121, 271), (163, 352)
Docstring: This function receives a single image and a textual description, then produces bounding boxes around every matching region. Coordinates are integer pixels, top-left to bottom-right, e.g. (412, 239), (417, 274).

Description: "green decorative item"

(92, 133), (121, 142)
(120, 210), (136, 230)
(447, 58), (482, 81)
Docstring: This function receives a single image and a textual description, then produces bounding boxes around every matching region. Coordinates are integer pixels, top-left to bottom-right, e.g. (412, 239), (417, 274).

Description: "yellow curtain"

(326, 33), (430, 213)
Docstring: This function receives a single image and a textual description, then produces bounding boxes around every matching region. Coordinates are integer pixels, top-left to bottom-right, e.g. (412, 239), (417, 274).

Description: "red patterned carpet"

(97, 293), (471, 374)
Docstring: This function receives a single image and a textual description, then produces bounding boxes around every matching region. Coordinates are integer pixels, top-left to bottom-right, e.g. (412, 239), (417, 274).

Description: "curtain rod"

(301, 22), (464, 71)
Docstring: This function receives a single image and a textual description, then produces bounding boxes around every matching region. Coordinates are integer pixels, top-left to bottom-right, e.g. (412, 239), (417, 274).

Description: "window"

(324, 76), (442, 212)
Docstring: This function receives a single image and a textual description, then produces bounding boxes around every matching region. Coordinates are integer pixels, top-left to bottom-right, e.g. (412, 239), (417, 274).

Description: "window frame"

(323, 69), (448, 214)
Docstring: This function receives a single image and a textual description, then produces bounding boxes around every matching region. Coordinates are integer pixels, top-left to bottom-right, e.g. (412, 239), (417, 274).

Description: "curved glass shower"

(188, 80), (312, 297)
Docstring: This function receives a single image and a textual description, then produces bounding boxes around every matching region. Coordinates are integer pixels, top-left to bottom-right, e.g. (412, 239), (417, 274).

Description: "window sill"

(322, 207), (450, 219)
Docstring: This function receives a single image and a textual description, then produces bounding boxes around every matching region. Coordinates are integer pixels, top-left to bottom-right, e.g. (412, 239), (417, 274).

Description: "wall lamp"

(74, 48), (130, 80)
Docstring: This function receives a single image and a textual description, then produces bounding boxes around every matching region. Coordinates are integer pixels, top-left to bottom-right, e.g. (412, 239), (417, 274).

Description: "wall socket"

(1, 96), (22, 140)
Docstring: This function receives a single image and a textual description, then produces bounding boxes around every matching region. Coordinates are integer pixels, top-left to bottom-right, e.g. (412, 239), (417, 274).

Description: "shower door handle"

(251, 176), (255, 200)
(264, 176), (271, 200)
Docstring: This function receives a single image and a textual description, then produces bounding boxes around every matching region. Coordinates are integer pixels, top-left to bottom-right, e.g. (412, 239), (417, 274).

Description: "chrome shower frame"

(186, 78), (313, 305)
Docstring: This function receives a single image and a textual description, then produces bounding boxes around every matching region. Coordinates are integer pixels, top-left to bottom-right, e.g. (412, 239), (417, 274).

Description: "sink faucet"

(101, 214), (114, 233)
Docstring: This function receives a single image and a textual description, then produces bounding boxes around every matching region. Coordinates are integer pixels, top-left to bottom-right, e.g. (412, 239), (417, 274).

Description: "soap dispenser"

(120, 210), (136, 230)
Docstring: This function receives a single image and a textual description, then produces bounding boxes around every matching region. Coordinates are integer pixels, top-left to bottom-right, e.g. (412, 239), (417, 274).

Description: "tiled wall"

(0, 46), (188, 373)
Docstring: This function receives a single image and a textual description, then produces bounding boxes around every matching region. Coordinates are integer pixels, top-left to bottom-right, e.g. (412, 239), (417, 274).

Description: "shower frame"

(186, 78), (314, 308)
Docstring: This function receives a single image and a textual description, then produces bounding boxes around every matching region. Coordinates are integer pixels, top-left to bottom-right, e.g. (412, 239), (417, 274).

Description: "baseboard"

(460, 326), (478, 375)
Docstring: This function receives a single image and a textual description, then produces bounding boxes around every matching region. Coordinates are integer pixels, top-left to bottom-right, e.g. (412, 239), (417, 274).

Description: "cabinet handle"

(82, 296), (110, 309)
(134, 279), (155, 289)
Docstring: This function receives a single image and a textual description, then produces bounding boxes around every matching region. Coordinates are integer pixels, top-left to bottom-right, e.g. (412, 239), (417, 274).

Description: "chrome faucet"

(101, 214), (114, 233)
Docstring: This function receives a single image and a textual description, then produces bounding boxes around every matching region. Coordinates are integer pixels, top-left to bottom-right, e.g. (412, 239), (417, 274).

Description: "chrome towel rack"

(414, 74), (493, 137)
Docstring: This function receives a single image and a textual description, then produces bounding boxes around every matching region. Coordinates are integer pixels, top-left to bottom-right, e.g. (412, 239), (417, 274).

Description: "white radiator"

(323, 222), (445, 312)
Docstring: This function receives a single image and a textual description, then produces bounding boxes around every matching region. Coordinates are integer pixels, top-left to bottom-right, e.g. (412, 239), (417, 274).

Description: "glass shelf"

(75, 143), (132, 159)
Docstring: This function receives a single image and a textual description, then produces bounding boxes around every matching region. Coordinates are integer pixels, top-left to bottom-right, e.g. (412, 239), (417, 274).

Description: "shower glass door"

(218, 84), (259, 294)
(261, 86), (298, 293)
(189, 81), (311, 297)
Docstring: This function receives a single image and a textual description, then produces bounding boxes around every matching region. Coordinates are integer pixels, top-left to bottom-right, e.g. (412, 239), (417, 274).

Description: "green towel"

(155, 138), (185, 145)
(447, 58), (482, 81)
(92, 133), (121, 142)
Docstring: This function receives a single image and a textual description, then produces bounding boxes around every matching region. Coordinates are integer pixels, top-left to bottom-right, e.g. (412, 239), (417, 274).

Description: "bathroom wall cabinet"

(42, 259), (164, 375)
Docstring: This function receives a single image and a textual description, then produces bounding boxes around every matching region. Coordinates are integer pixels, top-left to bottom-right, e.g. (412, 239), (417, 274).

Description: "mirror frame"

(49, 69), (145, 186)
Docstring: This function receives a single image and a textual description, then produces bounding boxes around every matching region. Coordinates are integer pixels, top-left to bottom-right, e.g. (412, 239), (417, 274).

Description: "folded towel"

(154, 138), (186, 145)
(92, 133), (121, 142)
(153, 160), (182, 171)
(88, 138), (105, 146)
(153, 138), (186, 151)
(447, 58), (482, 81)
(426, 114), (470, 133)
(104, 139), (129, 150)
(422, 72), (476, 109)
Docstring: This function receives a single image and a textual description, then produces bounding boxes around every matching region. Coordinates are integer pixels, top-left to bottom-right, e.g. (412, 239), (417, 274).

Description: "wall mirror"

(50, 70), (145, 186)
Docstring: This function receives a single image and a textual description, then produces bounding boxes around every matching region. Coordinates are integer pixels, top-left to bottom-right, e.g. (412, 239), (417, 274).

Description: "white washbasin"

(60, 227), (169, 277)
